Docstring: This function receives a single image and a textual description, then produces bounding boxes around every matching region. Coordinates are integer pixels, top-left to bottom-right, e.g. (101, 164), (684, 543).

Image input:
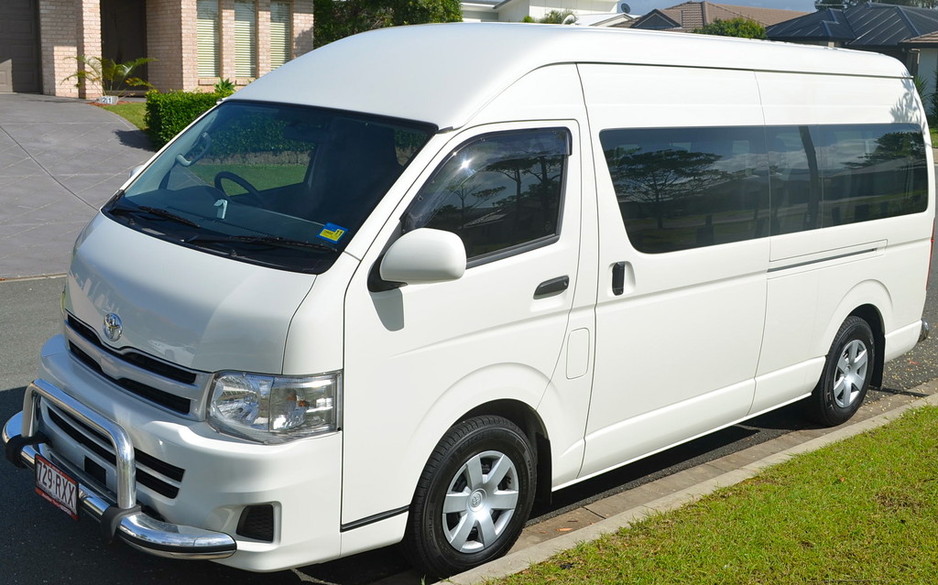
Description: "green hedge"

(145, 90), (225, 148)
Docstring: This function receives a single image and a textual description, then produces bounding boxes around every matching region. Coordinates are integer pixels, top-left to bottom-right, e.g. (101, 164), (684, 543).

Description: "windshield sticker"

(317, 223), (348, 244)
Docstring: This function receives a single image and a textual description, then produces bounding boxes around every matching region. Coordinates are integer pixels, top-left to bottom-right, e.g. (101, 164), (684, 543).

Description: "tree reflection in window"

(601, 127), (769, 254)
(602, 124), (927, 253)
(406, 129), (570, 260)
(814, 125), (928, 226)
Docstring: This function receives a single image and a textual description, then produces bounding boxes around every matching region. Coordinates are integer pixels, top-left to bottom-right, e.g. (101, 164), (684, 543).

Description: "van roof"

(232, 22), (910, 130)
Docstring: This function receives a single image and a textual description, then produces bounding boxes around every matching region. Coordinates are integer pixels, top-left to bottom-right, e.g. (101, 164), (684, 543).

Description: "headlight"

(208, 371), (341, 443)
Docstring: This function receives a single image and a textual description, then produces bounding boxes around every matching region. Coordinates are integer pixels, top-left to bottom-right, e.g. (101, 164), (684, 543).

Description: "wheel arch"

(394, 364), (553, 525)
(848, 303), (885, 388)
(461, 399), (552, 506)
(816, 279), (890, 389)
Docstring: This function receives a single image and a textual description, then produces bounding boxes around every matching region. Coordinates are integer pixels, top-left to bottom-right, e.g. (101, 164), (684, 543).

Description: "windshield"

(105, 101), (435, 273)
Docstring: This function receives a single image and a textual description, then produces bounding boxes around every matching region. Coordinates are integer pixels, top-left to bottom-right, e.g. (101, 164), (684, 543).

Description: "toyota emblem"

(103, 313), (123, 342)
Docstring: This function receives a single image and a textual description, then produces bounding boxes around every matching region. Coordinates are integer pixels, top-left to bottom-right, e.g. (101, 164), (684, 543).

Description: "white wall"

(916, 48), (938, 116)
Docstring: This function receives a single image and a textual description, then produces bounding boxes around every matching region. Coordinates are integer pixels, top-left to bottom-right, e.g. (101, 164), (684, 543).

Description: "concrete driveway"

(0, 94), (153, 279)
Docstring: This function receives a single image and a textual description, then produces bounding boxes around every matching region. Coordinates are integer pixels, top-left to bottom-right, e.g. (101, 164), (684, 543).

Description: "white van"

(3, 23), (933, 577)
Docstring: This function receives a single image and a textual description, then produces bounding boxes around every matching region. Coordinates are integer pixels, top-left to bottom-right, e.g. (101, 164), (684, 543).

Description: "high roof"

(232, 23), (909, 130)
(768, 2), (938, 49)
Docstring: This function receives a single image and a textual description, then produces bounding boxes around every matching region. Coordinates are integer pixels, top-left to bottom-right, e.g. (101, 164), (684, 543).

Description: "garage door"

(0, 0), (41, 93)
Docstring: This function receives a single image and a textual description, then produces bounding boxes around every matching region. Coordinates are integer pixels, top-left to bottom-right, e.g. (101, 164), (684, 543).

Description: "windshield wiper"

(183, 234), (339, 253)
(109, 204), (201, 229)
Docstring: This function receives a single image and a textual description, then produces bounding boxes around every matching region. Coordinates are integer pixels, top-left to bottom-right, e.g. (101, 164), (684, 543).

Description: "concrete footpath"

(0, 94), (153, 279)
(442, 384), (938, 585)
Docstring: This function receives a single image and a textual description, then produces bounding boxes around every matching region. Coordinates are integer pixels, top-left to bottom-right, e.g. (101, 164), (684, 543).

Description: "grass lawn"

(190, 164), (307, 193)
(497, 406), (938, 585)
(101, 101), (147, 132)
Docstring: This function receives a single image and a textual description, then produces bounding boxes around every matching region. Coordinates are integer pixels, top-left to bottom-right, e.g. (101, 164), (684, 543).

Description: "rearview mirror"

(379, 228), (466, 285)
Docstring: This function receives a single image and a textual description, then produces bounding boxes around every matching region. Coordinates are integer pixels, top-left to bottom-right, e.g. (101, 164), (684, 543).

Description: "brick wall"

(294, 0), (314, 57)
(218, 0), (235, 87)
(147, 0), (185, 90)
(78, 0), (102, 98)
(39, 0), (101, 98)
(39, 0), (315, 97)
(180, 0), (199, 89)
(257, 0), (271, 77)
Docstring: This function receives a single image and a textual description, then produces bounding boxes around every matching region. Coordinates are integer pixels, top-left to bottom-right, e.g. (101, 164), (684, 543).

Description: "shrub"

(931, 64), (938, 124)
(214, 78), (236, 97)
(694, 18), (767, 39)
(65, 56), (155, 98)
(145, 90), (224, 148)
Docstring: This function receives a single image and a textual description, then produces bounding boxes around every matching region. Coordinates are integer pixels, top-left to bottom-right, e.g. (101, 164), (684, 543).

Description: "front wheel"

(403, 415), (536, 579)
(806, 316), (875, 427)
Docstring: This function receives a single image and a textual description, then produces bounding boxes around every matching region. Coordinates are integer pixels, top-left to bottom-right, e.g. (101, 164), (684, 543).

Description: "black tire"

(403, 415), (536, 579)
(806, 316), (875, 427)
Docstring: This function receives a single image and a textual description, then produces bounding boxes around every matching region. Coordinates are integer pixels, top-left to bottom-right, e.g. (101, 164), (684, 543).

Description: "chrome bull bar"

(3, 379), (237, 560)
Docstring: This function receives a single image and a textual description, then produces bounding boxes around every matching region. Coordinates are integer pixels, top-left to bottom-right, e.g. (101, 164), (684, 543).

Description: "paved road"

(0, 94), (152, 279)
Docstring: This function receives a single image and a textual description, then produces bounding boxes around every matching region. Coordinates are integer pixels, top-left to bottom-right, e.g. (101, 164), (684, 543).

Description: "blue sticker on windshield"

(317, 223), (348, 244)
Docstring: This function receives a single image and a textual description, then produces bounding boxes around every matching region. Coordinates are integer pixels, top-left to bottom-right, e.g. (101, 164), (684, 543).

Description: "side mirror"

(379, 228), (466, 285)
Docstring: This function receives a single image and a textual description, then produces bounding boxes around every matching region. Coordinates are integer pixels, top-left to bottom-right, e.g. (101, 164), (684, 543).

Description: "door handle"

(534, 276), (569, 299)
(612, 262), (628, 296)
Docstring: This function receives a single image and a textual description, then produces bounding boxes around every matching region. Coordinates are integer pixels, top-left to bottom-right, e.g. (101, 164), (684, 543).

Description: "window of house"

(197, 0), (220, 78)
(234, 0), (258, 78)
(405, 129), (570, 263)
(270, 1), (292, 69)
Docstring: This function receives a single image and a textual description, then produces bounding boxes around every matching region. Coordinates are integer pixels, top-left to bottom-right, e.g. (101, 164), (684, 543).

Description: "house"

(0, 0), (314, 98)
(767, 2), (938, 104)
(460, 0), (625, 24)
(627, 1), (807, 33)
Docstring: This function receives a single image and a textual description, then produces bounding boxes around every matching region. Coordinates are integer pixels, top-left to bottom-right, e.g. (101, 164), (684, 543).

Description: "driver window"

(406, 128), (570, 262)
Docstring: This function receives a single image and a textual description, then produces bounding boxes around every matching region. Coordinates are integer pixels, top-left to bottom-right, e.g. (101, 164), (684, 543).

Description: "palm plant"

(66, 56), (155, 98)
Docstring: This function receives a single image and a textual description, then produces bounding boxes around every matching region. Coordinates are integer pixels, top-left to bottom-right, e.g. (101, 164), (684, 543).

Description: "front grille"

(64, 313), (207, 417)
(68, 342), (192, 415)
(47, 407), (185, 499)
(67, 315), (196, 384)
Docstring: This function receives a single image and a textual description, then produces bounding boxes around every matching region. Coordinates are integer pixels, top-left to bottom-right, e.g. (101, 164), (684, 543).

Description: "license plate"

(35, 455), (79, 520)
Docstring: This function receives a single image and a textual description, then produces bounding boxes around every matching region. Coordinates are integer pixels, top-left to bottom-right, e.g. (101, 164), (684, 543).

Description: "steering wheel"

(213, 171), (263, 205)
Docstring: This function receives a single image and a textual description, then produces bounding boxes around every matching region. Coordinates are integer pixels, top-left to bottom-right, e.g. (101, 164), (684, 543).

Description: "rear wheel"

(403, 415), (535, 579)
(806, 316), (875, 427)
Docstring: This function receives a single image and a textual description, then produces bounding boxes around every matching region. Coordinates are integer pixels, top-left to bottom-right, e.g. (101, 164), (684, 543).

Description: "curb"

(443, 382), (938, 585)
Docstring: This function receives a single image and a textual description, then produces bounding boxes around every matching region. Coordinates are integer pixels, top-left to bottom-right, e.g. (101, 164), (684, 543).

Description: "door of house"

(0, 0), (40, 93)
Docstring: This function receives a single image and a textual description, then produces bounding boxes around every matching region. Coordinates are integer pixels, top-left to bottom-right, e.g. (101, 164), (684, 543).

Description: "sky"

(625, 0), (818, 14)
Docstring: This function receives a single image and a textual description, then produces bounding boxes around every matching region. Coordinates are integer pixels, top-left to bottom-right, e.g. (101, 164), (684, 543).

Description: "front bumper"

(3, 379), (237, 560)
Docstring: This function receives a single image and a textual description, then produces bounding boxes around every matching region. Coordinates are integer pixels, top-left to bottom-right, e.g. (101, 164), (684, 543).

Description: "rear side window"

(601, 126), (769, 254)
(405, 129), (571, 263)
(601, 123), (928, 253)
(769, 124), (928, 234)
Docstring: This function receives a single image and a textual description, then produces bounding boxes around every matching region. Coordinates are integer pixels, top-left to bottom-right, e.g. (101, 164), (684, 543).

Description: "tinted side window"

(768, 124), (928, 234)
(406, 129), (570, 261)
(600, 126), (769, 254)
(814, 124), (928, 226)
(601, 124), (928, 252)
(766, 126), (820, 234)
